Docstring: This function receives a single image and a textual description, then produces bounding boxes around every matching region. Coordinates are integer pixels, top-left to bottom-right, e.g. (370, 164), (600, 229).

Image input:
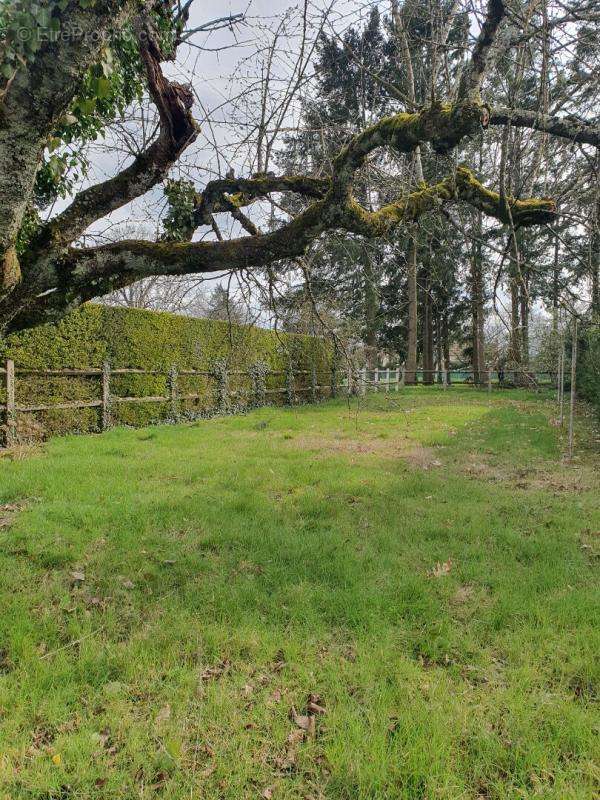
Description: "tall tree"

(2, 0), (595, 342)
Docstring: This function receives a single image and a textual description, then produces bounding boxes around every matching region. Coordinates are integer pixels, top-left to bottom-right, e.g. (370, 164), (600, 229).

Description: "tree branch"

(7, 164), (554, 333)
(457, 0), (506, 103)
(34, 14), (199, 251)
(489, 107), (600, 147)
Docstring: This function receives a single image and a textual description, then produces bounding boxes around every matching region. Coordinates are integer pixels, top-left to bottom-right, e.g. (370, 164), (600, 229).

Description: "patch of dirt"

(0, 500), (27, 529)
(286, 433), (443, 469)
(462, 454), (599, 494)
(579, 528), (600, 561)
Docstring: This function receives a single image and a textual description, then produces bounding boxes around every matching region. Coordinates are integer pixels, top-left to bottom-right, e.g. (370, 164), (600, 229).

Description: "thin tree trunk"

(364, 257), (379, 369)
(520, 265), (530, 369)
(436, 314), (443, 383)
(423, 276), (434, 384)
(552, 213), (560, 332)
(508, 232), (522, 372)
(405, 233), (418, 384)
(470, 210), (485, 384)
(442, 312), (451, 385)
(592, 151), (600, 324)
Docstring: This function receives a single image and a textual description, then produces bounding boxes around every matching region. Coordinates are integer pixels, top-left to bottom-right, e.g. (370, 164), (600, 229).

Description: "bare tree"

(3, 0), (598, 342)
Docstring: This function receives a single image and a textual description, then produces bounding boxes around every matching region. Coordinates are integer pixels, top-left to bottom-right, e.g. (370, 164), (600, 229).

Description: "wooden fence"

(1, 359), (558, 447)
(0, 359), (346, 447)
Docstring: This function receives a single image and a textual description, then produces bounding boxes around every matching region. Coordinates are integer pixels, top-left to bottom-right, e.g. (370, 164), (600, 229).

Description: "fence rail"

(1, 359), (349, 447)
(1, 359), (558, 447)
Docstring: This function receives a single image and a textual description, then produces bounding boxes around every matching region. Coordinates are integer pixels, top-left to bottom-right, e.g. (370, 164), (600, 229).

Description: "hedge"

(578, 324), (600, 419)
(0, 304), (335, 441)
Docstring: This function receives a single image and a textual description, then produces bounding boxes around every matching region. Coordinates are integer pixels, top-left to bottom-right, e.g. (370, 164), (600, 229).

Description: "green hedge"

(0, 304), (335, 441)
(578, 325), (600, 419)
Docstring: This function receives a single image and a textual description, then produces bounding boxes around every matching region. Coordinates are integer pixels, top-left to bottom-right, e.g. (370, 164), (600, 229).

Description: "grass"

(0, 387), (598, 799)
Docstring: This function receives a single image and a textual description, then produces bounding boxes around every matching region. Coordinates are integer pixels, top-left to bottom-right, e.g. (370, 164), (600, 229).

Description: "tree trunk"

(552, 214), (560, 332)
(422, 275), (434, 384)
(519, 267), (530, 370)
(363, 252), (379, 369)
(508, 232), (522, 371)
(592, 151), (600, 324)
(405, 233), (418, 384)
(470, 210), (485, 383)
(442, 312), (451, 385)
(436, 314), (443, 383)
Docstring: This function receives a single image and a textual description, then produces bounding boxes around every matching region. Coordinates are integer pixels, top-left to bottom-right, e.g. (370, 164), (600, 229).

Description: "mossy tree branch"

(5, 162), (555, 333)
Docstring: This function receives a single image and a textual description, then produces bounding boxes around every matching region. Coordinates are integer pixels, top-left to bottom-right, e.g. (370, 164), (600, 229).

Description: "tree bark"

(422, 273), (434, 385)
(470, 210), (486, 383)
(592, 151), (600, 324)
(405, 233), (419, 384)
(364, 248), (379, 369)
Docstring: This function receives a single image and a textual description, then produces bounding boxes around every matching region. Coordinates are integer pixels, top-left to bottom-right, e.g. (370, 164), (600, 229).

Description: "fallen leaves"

(291, 709), (315, 737)
(306, 694), (326, 715)
(428, 558), (452, 578)
(156, 704), (171, 725)
(200, 659), (231, 682)
(290, 692), (326, 739)
(0, 501), (27, 529)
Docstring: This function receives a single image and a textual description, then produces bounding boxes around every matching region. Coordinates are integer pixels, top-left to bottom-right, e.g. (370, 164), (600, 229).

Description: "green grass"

(0, 387), (598, 799)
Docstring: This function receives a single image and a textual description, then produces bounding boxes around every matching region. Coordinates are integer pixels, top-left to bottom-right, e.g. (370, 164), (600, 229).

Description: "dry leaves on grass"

(0, 501), (26, 529)
(155, 704), (171, 724)
(200, 659), (231, 682)
(428, 559), (452, 578)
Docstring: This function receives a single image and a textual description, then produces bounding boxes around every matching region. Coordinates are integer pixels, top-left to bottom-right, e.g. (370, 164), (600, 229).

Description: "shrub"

(577, 324), (600, 418)
(0, 304), (334, 440)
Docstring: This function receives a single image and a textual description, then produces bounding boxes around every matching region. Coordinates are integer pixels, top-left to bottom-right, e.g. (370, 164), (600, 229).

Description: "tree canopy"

(1, 0), (598, 342)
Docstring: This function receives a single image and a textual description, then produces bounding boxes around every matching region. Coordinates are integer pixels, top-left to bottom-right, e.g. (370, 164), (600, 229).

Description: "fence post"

(213, 359), (229, 413)
(4, 359), (16, 447)
(286, 361), (295, 405)
(169, 364), (179, 421)
(310, 363), (318, 403)
(373, 367), (378, 393)
(330, 360), (337, 399)
(250, 361), (268, 407)
(487, 366), (492, 394)
(359, 367), (366, 395)
(568, 318), (578, 459)
(346, 364), (353, 397)
(101, 361), (111, 432)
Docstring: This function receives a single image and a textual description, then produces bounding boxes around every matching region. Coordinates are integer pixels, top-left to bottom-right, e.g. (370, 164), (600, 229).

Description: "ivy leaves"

(162, 180), (197, 242)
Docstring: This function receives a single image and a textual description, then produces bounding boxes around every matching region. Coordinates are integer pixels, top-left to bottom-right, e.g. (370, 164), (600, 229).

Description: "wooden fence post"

(5, 359), (16, 447)
(487, 366), (492, 394)
(359, 367), (366, 395)
(568, 318), (578, 459)
(286, 361), (295, 405)
(310, 363), (318, 403)
(101, 361), (111, 431)
(169, 364), (179, 421)
(330, 361), (337, 399)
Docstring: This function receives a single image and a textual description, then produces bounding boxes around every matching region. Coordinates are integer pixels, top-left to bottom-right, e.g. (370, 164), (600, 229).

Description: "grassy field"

(0, 387), (598, 799)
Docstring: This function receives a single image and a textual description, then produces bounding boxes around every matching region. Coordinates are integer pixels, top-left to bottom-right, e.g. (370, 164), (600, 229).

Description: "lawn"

(0, 387), (598, 799)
